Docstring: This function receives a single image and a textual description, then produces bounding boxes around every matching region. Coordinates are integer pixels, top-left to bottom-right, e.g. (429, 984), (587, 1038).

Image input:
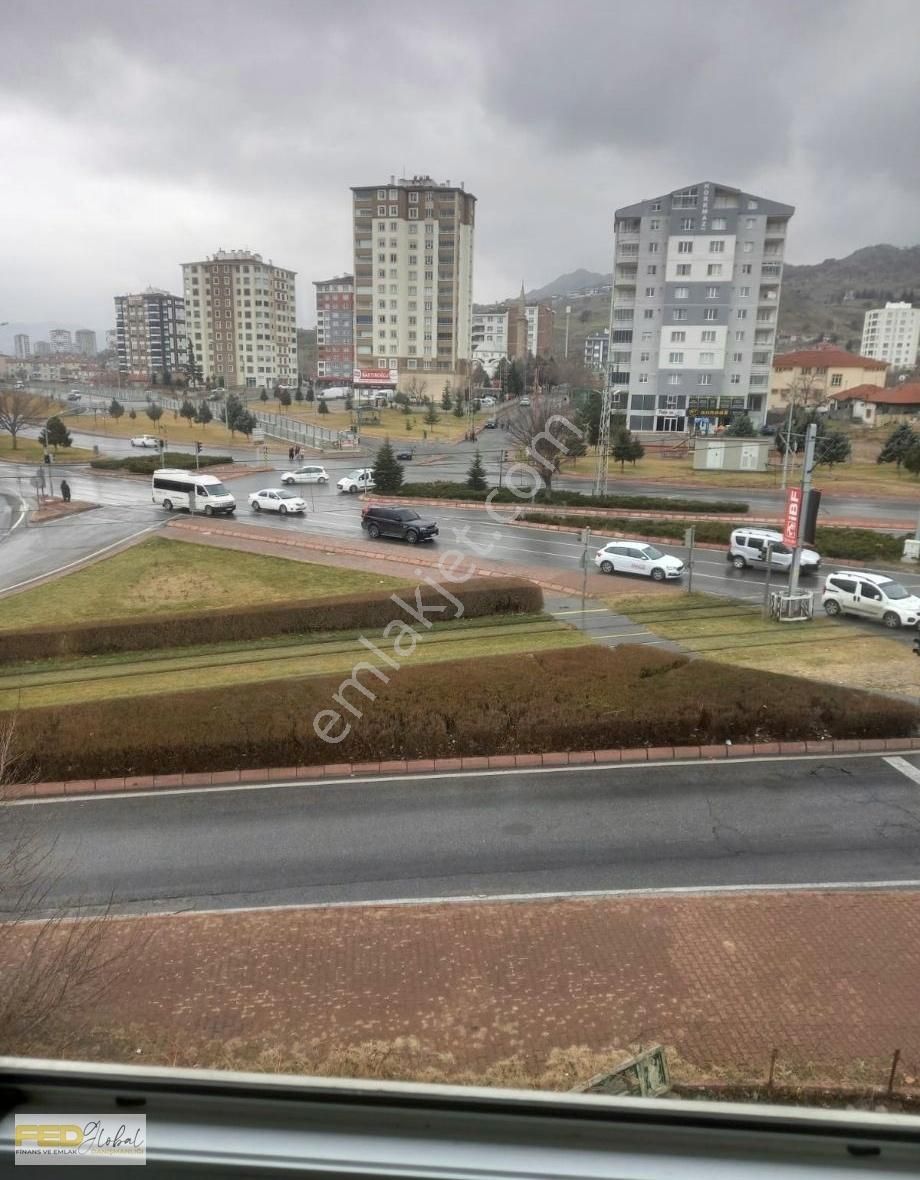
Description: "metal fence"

(253, 410), (351, 449)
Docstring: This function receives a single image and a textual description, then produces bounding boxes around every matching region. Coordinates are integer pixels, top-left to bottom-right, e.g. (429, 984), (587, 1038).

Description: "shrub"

(10, 645), (917, 781)
(90, 452), (232, 475)
(393, 482), (748, 515)
(0, 578), (543, 663)
(521, 512), (909, 563)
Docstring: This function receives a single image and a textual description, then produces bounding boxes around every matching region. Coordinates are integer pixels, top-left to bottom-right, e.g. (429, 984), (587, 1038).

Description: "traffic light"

(801, 489), (822, 545)
(195, 441), (202, 454)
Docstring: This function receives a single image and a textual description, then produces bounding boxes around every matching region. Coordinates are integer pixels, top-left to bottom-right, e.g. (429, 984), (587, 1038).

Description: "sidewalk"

(8, 890), (920, 1085)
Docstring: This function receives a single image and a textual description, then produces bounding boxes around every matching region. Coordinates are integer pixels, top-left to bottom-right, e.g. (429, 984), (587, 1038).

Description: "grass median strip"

(0, 536), (408, 631)
(0, 615), (586, 710)
(606, 592), (920, 698)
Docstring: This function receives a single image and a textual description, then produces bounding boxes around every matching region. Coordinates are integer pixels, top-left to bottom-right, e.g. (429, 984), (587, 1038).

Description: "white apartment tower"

(14, 334), (30, 359)
(351, 176), (475, 393)
(860, 302), (920, 370)
(608, 182), (794, 432)
(182, 249), (297, 388)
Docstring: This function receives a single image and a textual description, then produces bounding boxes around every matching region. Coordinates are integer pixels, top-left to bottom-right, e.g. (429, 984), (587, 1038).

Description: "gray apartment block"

(607, 182), (794, 433)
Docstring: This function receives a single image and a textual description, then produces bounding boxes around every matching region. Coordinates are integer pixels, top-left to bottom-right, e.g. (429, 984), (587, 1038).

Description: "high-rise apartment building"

(182, 249), (297, 388)
(351, 176), (475, 393)
(74, 329), (97, 355)
(314, 275), (354, 383)
(608, 181), (794, 432)
(34, 340), (51, 356)
(14, 334), (30, 358)
(49, 329), (72, 354)
(860, 302), (920, 370)
(584, 328), (609, 372)
(471, 308), (509, 375)
(115, 288), (186, 381)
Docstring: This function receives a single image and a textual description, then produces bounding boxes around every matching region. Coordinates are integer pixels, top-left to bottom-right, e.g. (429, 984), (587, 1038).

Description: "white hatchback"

(248, 488), (307, 515)
(822, 571), (920, 629)
(280, 465), (328, 485)
(595, 541), (684, 582)
(130, 434), (159, 448)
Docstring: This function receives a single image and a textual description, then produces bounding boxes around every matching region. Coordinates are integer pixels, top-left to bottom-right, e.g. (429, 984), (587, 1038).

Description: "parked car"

(728, 528), (821, 574)
(519, 396), (531, 407)
(823, 571), (920, 629)
(14, 381), (25, 389)
(594, 541), (684, 581)
(480, 396), (496, 408)
(66, 390), (82, 401)
(280, 464), (328, 485)
(130, 434), (160, 448)
(395, 448), (414, 461)
(248, 488), (307, 515)
(337, 468), (375, 494)
(361, 505), (438, 544)
(484, 418), (498, 429)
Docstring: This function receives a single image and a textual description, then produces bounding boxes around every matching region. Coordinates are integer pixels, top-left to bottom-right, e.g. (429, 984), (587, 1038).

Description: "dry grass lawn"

(0, 536), (408, 631)
(606, 591), (920, 698)
(0, 435), (95, 464)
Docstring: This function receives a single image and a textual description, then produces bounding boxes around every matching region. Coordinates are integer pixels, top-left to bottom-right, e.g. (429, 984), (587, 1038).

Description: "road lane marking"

(884, 755), (920, 786)
(8, 749), (912, 806)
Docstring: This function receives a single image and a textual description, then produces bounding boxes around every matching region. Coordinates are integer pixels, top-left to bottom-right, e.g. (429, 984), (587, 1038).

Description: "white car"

(822, 571), (920, 629)
(248, 488), (307, 515)
(280, 464), (328, 485)
(595, 541), (685, 582)
(130, 434), (160, 448)
(479, 396), (496, 408)
(519, 396), (531, 407)
(337, 468), (376, 494)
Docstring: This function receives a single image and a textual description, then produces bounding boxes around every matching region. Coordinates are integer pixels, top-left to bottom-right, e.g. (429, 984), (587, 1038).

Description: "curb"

(9, 736), (920, 801)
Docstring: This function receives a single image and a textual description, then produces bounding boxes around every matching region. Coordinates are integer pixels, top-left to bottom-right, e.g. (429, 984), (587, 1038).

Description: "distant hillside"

(518, 243), (920, 361)
(525, 269), (611, 302)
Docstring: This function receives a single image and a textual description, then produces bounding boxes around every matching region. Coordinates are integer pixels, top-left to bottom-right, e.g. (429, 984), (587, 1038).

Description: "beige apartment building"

(182, 249), (297, 388)
(769, 346), (887, 409)
(351, 176), (475, 395)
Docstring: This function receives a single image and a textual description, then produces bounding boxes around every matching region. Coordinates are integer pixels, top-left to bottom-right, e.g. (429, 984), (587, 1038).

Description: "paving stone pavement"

(8, 891), (919, 1081)
(547, 593), (685, 651)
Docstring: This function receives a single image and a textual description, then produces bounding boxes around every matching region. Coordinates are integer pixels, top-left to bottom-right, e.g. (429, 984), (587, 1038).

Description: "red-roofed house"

(828, 382), (920, 424)
(769, 346), (887, 410)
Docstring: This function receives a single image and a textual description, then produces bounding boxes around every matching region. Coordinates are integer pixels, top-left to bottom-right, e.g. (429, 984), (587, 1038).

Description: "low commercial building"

(769, 347), (887, 409)
(692, 436), (773, 472)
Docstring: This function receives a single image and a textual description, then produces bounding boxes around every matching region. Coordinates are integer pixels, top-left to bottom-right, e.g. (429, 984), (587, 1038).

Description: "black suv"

(360, 505), (439, 544)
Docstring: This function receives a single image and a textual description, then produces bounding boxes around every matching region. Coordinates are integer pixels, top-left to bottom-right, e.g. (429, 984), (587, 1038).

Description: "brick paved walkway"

(11, 891), (919, 1082)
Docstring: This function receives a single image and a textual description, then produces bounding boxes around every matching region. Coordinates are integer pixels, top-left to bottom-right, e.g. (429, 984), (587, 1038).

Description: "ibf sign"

(783, 487), (802, 545)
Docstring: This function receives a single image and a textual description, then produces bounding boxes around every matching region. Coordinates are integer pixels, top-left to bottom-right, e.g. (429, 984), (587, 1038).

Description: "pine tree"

(612, 427), (642, 471)
(424, 401), (440, 426)
(317, 398), (329, 414)
(145, 403), (163, 425)
(109, 399), (124, 419)
(725, 414), (755, 437)
(441, 382), (453, 410)
(39, 416), (72, 449)
(452, 395), (464, 418)
(903, 441), (920, 477)
(179, 398), (196, 422)
(372, 439), (404, 492)
(194, 402), (213, 427)
(466, 448), (487, 491)
(815, 429), (851, 469)
(877, 423), (917, 469)
(278, 387), (292, 407)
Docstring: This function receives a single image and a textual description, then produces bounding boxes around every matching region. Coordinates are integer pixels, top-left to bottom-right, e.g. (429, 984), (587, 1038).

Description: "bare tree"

(502, 396), (585, 493)
(777, 370), (827, 412)
(0, 392), (47, 450)
(0, 717), (137, 1052)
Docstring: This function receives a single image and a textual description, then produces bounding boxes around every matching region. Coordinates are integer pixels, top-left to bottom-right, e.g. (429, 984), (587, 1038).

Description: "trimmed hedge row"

(90, 452), (233, 474)
(521, 512), (909, 563)
(10, 645), (917, 781)
(397, 481), (748, 515)
(0, 578), (543, 663)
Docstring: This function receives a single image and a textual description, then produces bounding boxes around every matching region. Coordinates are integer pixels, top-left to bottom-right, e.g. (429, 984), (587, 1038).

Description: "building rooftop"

(830, 382), (920, 404)
(773, 347), (887, 371)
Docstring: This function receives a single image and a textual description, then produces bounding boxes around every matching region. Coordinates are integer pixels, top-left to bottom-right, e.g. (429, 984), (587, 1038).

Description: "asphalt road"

(5, 756), (920, 917)
(3, 458), (920, 643)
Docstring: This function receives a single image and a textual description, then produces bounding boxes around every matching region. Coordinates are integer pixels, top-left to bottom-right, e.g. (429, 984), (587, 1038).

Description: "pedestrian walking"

(288, 446), (295, 462)
(60, 479), (71, 503)
(294, 444), (302, 460)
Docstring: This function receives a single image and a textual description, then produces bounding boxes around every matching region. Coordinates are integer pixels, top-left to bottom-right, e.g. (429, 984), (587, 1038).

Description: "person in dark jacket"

(60, 479), (71, 503)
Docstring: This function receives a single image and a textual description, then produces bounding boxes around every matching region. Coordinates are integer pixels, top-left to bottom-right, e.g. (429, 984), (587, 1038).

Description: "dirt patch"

(30, 500), (98, 524)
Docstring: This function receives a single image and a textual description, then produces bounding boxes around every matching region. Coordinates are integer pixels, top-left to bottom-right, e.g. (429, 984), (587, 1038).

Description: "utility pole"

(564, 305), (571, 360)
(788, 422), (817, 597)
(780, 399), (795, 491)
(580, 527), (591, 615)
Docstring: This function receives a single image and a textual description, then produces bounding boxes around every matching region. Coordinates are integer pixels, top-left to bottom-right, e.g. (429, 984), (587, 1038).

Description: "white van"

(728, 527), (821, 575)
(151, 469), (236, 516)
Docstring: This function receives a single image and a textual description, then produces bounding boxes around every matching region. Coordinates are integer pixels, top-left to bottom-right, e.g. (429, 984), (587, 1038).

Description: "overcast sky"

(3, 0), (919, 341)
